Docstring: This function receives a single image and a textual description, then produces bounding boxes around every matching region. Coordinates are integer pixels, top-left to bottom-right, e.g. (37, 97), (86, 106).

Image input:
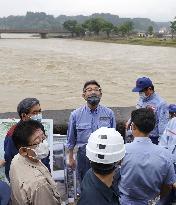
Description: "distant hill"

(0, 12), (170, 32)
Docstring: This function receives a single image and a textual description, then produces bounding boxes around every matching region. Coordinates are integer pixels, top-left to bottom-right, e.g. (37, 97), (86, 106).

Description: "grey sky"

(0, 0), (175, 22)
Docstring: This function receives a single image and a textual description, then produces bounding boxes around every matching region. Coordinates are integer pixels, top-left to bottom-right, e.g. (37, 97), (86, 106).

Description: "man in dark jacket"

(77, 127), (125, 205)
(4, 98), (50, 181)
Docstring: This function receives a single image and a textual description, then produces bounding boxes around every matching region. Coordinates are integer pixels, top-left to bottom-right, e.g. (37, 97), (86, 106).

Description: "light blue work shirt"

(159, 117), (176, 163)
(119, 137), (176, 205)
(66, 104), (116, 149)
(136, 92), (169, 138)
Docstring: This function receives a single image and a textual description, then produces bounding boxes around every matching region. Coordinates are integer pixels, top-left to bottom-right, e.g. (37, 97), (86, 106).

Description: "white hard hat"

(86, 127), (125, 164)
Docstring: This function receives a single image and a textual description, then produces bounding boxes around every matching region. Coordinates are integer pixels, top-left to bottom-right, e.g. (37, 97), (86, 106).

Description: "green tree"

(63, 20), (77, 37)
(113, 26), (120, 35)
(118, 21), (134, 37)
(74, 24), (85, 37)
(170, 17), (176, 39)
(102, 21), (114, 38)
(147, 26), (154, 35)
(83, 18), (105, 35)
(124, 21), (134, 35)
(118, 24), (128, 36)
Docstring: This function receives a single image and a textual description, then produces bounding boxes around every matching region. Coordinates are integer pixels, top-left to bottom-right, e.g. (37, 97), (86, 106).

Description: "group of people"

(0, 77), (176, 205)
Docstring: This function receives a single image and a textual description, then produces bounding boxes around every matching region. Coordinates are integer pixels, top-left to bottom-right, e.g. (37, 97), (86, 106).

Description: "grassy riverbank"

(81, 36), (176, 47)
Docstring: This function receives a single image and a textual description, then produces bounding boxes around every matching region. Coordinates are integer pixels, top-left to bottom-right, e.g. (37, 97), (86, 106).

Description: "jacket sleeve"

(32, 182), (61, 205)
(4, 136), (18, 181)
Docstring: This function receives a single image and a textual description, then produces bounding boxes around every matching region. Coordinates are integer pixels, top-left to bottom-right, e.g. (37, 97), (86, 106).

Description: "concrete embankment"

(0, 106), (135, 136)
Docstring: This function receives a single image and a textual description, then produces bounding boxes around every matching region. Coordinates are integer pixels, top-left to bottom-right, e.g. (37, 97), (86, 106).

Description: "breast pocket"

(76, 123), (92, 144)
(99, 117), (111, 128)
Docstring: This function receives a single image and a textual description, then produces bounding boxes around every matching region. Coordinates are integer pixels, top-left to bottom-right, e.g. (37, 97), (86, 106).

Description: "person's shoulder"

(11, 156), (51, 187)
(124, 141), (136, 153)
(6, 124), (17, 137)
(81, 169), (92, 185)
(125, 141), (135, 148)
(153, 93), (167, 106)
(99, 105), (114, 114)
(71, 105), (86, 116)
(10, 154), (22, 168)
(152, 143), (173, 159)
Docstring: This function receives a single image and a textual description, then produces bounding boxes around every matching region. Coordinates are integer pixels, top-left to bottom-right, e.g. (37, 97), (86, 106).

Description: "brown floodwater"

(0, 34), (176, 112)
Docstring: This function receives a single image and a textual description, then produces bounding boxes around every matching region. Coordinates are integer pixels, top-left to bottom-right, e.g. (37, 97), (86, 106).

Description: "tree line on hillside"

(63, 17), (176, 38)
(0, 12), (170, 32)
(170, 17), (176, 39)
(63, 18), (135, 37)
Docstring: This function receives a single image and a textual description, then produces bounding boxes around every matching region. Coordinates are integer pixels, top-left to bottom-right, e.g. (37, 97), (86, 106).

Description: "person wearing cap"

(132, 77), (168, 144)
(0, 159), (11, 205)
(10, 120), (61, 205)
(67, 80), (116, 186)
(118, 108), (176, 205)
(4, 98), (50, 181)
(77, 127), (125, 205)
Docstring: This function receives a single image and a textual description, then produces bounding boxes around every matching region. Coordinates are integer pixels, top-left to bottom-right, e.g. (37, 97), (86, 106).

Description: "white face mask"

(32, 140), (49, 160)
(139, 92), (147, 100)
(30, 113), (42, 122)
(126, 129), (132, 136)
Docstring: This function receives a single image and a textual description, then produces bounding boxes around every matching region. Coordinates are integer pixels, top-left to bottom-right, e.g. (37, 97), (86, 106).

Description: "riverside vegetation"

(1, 12), (176, 47)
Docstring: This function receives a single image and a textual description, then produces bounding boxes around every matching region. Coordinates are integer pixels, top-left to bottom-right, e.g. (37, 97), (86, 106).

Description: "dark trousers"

(77, 145), (91, 184)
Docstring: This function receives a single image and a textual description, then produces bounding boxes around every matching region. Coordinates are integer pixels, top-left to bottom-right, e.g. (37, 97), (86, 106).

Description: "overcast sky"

(0, 0), (175, 22)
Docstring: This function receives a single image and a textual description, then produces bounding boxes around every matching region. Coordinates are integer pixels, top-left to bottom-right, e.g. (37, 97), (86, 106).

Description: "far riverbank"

(73, 36), (176, 47)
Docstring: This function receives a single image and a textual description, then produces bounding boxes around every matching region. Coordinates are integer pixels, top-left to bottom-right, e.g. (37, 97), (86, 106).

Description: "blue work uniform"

(136, 93), (169, 144)
(67, 104), (116, 182)
(0, 180), (11, 205)
(118, 137), (176, 205)
(159, 117), (176, 163)
(4, 125), (51, 181)
(159, 117), (176, 203)
(77, 169), (120, 205)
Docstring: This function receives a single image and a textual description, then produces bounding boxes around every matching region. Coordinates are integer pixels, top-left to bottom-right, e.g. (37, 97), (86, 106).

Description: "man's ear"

(21, 113), (27, 121)
(19, 147), (28, 157)
(82, 92), (86, 100)
(132, 123), (137, 130)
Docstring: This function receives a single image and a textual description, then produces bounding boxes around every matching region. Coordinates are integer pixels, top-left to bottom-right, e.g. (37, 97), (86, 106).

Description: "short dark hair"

(142, 85), (155, 92)
(90, 162), (116, 175)
(12, 120), (45, 150)
(17, 98), (40, 118)
(170, 112), (176, 118)
(83, 80), (101, 92)
(131, 108), (155, 134)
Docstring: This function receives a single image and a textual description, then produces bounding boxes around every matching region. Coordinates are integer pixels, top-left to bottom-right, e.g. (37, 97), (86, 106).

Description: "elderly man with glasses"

(66, 80), (116, 190)
(4, 98), (50, 181)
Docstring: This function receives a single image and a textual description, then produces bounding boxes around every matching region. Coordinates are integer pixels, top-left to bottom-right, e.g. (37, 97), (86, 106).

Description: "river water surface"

(0, 34), (176, 112)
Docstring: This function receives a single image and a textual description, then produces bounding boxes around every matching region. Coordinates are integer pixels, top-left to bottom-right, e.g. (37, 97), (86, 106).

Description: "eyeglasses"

(28, 132), (46, 147)
(84, 87), (101, 93)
